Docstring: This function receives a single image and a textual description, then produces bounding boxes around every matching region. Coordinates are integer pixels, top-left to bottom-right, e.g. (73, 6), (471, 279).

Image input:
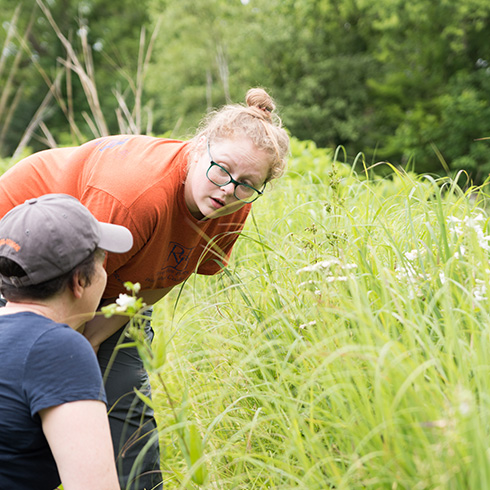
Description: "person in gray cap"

(0, 193), (133, 490)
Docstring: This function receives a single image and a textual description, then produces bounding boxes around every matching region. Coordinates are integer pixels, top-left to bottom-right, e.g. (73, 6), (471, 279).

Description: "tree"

(0, 0), (152, 156)
(365, 0), (490, 179)
(146, 0), (382, 158)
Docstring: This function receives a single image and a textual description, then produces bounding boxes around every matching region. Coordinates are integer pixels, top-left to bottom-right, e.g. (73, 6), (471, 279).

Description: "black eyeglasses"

(206, 141), (265, 203)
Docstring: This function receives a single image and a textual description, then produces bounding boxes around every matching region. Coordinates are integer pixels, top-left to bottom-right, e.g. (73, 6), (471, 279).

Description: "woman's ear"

(70, 271), (86, 299)
(192, 135), (207, 164)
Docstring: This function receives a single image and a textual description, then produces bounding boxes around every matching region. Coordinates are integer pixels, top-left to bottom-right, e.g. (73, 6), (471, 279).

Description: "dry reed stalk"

(0, 6), (30, 154)
(0, 5), (21, 80)
(0, 83), (24, 151)
(36, 0), (109, 137)
(12, 72), (63, 159)
(38, 121), (58, 148)
(97, 17), (161, 134)
(13, 18), (85, 143)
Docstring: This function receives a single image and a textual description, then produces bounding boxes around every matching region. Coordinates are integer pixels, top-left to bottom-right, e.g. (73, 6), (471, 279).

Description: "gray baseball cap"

(0, 194), (133, 287)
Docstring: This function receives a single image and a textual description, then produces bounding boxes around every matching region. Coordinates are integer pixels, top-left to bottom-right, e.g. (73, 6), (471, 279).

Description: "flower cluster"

(396, 249), (428, 299)
(101, 282), (145, 317)
(297, 258), (357, 294)
(395, 213), (490, 302)
(115, 293), (139, 312)
(447, 213), (490, 302)
(447, 214), (490, 256)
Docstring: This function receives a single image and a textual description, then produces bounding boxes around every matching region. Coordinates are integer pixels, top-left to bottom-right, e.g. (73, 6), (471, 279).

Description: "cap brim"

(97, 222), (133, 253)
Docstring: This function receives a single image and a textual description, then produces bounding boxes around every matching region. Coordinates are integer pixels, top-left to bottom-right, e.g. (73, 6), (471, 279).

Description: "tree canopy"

(1, 0), (489, 180)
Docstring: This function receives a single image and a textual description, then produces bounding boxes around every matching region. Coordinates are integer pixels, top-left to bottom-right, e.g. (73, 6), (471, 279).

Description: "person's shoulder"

(0, 311), (61, 333)
(82, 134), (186, 153)
(27, 321), (100, 379)
(24, 316), (93, 357)
(40, 321), (91, 347)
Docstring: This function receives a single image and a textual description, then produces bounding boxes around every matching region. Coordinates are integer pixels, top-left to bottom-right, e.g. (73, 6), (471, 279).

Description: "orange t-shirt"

(0, 135), (251, 297)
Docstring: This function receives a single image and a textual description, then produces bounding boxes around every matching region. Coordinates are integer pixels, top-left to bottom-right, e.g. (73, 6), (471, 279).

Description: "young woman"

(0, 88), (290, 487)
(0, 194), (133, 490)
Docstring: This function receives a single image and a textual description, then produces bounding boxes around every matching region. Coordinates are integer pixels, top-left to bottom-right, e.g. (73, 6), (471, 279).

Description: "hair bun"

(246, 88), (276, 117)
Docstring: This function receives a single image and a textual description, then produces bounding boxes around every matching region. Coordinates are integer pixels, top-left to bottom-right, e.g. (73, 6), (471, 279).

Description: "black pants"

(97, 315), (163, 490)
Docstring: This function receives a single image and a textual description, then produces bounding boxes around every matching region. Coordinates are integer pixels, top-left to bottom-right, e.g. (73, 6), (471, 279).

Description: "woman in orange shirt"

(0, 88), (290, 488)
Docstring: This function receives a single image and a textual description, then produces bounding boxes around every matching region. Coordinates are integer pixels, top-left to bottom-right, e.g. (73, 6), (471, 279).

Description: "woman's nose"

(220, 182), (236, 197)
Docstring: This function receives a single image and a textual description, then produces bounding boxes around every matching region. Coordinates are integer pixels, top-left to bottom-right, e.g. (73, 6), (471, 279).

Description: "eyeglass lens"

(207, 164), (258, 201)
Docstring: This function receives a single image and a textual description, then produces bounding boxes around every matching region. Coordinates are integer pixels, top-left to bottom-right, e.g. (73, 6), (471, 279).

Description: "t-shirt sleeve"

(24, 326), (106, 416)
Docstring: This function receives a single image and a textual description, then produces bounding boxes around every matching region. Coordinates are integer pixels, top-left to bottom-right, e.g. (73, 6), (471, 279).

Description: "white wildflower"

(455, 386), (474, 417)
(298, 321), (316, 330)
(298, 280), (317, 288)
(115, 293), (138, 312)
(297, 259), (356, 287)
(342, 263), (358, 270)
(459, 402), (471, 416)
(463, 215), (490, 250)
(446, 216), (461, 224)
(404, 249), (419, 261)
(396, 265), (426, 298)
(396, 264), (418, 280)
(454, 245), (466, 259)
(326, 276), (348, 283)
(464, 213), (485, 226)
(448, 213), (490, 252)
(473, 279), (487, 301)
(439, 271), (446, 284)
(447, 216), (463, 235)
(297, 259), (341, 274)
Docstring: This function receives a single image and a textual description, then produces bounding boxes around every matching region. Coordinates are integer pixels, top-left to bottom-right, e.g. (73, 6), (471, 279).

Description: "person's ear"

(70, 271), (86, 299)
(192, 135), (207, 163)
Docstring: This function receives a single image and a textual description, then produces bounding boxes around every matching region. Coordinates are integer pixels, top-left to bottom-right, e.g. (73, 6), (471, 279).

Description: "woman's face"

(185, 137), (272, 220)
(81, 252), (107, 320)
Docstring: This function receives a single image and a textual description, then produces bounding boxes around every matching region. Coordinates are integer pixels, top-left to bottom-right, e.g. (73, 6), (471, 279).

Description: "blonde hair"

(192, 88), (290, 181)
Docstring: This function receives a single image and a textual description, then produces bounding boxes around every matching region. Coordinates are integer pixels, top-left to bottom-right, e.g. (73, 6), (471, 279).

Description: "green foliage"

(0, 0), (152, 156)
(247, 0), (379, 152)
(387, 70), (490, 180)
(0, 157), (14, 175)
(133, 162), (490, 488)
(2, 0), (490, 178)
(365, 0), (490, 177)
(288, 137), (347, 181)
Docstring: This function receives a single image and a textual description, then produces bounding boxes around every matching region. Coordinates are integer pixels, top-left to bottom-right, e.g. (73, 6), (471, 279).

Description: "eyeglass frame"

(206, 140), (266, 203)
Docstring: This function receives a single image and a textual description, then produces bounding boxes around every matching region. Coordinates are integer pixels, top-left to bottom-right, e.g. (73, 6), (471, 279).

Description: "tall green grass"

(9, 4), (490, 487)
(147, 141), (490, 489)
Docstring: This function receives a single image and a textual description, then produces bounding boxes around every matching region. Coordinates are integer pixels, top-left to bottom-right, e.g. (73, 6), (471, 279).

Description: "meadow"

(124, 138), (490, 489)
(3, 5), (489, 488)
(3, 137), (489, 489)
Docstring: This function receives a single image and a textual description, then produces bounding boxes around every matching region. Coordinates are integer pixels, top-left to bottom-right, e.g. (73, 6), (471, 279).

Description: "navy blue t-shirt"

(0, 312), (107, 490)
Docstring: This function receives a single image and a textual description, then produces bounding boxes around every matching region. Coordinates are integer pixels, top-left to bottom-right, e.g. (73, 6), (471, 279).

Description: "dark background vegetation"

(1, 0), (490, 181)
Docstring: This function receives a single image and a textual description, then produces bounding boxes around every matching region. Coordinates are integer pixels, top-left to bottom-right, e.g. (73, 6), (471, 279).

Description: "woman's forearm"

(82, 287), (174, 352)
(82, 308), (129, 352)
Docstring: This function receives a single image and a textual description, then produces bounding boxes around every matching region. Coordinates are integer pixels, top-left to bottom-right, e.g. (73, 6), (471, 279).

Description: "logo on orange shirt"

(166, 242), (192, 271)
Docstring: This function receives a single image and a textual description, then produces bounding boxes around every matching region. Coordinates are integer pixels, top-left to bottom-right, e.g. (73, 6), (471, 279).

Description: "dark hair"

(0, 248), (104, 302)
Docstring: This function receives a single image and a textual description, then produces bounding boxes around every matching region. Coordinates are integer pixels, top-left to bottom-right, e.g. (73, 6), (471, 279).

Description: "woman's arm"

(40, 400), (120, 490)
(81, 307), (130, 352)
(82, 287), (175, 352)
